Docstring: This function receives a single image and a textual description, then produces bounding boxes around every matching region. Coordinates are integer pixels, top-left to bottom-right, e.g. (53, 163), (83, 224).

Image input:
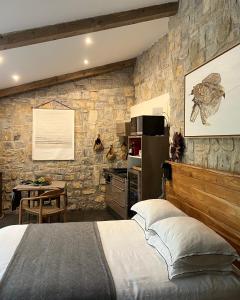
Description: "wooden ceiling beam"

(0, 2), (179, 51)
(0, 58), (136, 99)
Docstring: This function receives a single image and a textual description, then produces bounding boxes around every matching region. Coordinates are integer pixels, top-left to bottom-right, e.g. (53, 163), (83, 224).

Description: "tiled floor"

(0, 208), (118, 229)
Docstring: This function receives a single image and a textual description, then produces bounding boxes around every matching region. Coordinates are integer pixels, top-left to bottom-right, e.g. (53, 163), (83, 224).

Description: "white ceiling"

(0, 1), (174, 89)
(0, 0), (175, 33)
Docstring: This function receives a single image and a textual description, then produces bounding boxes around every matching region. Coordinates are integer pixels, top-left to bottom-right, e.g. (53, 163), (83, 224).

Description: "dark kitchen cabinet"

(104, 127), (169, 219)
(128, 131), (169, 203)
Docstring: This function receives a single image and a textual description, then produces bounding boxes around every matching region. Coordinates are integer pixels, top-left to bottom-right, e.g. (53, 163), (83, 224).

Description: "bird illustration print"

(190, 73), (225, 125)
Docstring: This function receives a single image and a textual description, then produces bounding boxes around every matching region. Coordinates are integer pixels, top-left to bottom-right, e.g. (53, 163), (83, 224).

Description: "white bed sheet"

(0, 225), (28, 281)
(0, 222), (239, 300)
(98, 220), (240, 300)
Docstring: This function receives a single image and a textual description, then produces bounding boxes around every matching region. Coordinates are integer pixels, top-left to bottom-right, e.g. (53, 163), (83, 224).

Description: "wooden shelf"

(129, 135), (142, 139)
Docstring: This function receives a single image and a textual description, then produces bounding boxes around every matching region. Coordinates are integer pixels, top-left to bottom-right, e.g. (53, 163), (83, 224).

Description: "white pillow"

(149, 216), (239, 278)
(132, 213), (145, 230)
(131, 199), (186, 230)
(148, 233), (233, 279)
(132, 214), (155, 239)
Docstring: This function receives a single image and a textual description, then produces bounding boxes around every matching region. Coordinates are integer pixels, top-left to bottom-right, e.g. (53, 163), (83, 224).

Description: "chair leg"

(63, 211), (67, 223)
(19, 204), (23, 224)
(39, 214), (42, 224)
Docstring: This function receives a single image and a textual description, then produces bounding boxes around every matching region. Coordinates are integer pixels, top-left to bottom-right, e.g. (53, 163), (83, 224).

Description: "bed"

(0, 162), (240, 300)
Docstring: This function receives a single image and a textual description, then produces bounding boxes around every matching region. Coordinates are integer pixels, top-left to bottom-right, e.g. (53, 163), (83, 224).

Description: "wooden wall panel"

(166, 162), (240, 254)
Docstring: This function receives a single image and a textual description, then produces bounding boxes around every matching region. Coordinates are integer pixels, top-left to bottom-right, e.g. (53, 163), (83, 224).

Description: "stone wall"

(0, 67), (134, 209)
(134, 0), (240, 173)
(1, 0), (240, 210)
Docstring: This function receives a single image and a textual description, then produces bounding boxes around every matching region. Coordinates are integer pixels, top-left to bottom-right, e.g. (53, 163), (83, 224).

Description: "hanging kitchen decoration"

(170, 132), (185, 162)
(120, 142), (128, 160)
(106, 144), (116, 161)
(93, 134), (104, 152)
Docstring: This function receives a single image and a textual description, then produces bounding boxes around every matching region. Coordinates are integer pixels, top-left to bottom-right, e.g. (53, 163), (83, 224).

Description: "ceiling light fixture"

(84, 59), (89, 65)
(12, 74), (20, 82)
(85, 37), (93, 45)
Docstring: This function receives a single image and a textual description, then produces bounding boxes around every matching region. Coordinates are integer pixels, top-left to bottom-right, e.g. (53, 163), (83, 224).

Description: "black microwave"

(130, 115), (165, 136)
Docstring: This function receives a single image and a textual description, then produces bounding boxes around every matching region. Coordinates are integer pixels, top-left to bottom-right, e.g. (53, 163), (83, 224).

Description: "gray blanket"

(0, 222), (116, 300)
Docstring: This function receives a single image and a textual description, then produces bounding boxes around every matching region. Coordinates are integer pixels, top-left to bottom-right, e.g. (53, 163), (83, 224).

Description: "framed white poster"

(184, 43), (240, 137)
(32, 109), (74, 160)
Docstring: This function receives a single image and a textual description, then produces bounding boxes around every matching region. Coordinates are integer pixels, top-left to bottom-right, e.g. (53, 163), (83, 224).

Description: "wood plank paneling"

(0, 3), (179, 51)
(0, 59), (135, 99)
(172, 179), (240, 232)
(173, 175), (239, 213)
(166, 162), (240, 254)
(173, 172), (240, 207)
(172, 162), (240, 192)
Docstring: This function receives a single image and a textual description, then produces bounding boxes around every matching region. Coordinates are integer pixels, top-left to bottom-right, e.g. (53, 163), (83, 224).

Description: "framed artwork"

(184, 43), (240, 137)
(32, 109), (75, 160)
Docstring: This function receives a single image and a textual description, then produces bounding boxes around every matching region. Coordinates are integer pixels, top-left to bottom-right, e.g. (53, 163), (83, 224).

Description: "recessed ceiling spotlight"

(0, 56), (3, 64)
(85, 37), (93, 45)
(12, 74), (20, 82)
(84, 59), (89, 65)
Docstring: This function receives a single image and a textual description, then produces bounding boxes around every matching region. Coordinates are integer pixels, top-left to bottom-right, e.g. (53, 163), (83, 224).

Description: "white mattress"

(0, 221), (240, 300)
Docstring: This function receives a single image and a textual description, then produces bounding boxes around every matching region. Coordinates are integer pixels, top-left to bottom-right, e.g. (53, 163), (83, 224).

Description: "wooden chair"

(19, 189), (67, 224)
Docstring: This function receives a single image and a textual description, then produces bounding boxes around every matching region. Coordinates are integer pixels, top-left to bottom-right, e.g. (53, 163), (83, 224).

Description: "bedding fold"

(0, 222), (116, 300)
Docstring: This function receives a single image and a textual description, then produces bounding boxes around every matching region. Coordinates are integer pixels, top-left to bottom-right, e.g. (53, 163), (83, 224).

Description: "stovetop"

(113, 172), (127, 179)
(103, 168), (127, 179)
(110, 168), (127, 173)
(103, 168), (127, 174)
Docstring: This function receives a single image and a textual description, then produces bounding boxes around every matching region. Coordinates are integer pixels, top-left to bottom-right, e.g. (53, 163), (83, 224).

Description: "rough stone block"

(82, 188), (95, 195)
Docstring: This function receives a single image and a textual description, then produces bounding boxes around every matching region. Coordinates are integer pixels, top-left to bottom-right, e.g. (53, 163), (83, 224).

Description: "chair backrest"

(41, 189), (63, 198)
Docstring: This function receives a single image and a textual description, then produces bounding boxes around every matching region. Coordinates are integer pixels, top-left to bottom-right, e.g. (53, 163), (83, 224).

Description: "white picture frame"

(184, 43), (240, 137)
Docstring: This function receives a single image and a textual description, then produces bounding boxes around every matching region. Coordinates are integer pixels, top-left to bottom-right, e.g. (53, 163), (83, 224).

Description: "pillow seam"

(149, 231), (174, 264)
